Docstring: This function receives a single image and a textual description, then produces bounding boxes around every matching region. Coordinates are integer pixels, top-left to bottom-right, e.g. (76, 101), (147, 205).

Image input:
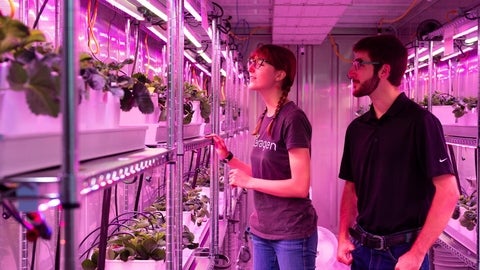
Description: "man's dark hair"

(353, 35), (408, 86)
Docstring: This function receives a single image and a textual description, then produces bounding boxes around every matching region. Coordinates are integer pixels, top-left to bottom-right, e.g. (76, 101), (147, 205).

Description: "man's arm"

(396, 174), (459, 269)
(337, 181), (358, 265)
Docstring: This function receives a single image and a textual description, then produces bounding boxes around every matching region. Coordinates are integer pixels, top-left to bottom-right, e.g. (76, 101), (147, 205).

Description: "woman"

(208, 44), (318, 270)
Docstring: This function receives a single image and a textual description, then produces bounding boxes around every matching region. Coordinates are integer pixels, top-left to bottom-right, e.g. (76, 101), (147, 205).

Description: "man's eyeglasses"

(351, 59), (381, 71)
(248, 58), (271, 69)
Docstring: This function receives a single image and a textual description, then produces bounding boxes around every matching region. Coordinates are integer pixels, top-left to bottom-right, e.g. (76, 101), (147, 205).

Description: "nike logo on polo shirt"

(439, 158), (448, 162)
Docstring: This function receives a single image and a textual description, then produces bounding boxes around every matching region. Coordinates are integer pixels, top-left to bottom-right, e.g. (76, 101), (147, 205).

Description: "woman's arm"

(206, 133), (252, 175)
(229, 147), (311, 198)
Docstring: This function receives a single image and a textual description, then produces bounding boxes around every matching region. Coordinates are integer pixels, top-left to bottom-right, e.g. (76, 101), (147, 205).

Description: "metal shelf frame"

(413, 9), (480, 269)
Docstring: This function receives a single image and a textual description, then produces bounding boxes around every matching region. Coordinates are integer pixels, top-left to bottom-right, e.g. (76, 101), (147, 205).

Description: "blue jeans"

(351, 239), (429, 270)
(249, 230), (318, 270)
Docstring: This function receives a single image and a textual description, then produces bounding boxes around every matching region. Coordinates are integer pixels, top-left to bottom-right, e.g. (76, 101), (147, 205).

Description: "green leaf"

(81, 259), (97, 270)
(6, 61), (28, 88)
(26, 62), (60, 116)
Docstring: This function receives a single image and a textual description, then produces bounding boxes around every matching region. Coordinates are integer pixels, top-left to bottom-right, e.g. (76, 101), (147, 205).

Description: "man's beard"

(353, 75), (380, 98)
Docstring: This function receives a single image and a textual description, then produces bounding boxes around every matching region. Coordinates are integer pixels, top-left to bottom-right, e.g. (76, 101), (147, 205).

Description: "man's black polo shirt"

(339, 92), (454, 235)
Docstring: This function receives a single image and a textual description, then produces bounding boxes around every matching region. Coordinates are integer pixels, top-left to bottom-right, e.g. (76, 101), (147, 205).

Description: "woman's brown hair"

(250, 44), (296, 137)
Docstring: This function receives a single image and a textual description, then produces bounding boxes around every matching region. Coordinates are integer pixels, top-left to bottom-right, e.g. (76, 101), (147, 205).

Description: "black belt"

(349, 226), (420, 250)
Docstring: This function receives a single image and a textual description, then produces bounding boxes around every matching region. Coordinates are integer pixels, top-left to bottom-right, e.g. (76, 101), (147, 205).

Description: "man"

(337, 34), (459, 270)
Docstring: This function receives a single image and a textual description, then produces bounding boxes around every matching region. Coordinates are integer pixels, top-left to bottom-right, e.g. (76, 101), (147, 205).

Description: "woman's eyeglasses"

(248, 58), (271, 69)
(351, 59), (381, 71)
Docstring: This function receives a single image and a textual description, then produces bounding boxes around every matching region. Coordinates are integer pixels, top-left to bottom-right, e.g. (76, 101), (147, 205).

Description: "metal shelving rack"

(421, 10), (480, 269)
(0, 0), (249, 269)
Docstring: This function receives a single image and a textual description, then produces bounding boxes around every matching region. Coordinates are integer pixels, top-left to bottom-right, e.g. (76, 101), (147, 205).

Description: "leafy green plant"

(420, 91), (478, 119)
(452, 190), (477, 231)
(79, 54), (155, 114)
(0, 13), (46, 62)
(0, 14), (61, 117)
(419, 91), (456, 107)
(80, 211), (198, 270)
(146, 184), (210, 226)
(452, 96), (477, 118)
(184, 82), (211, 123)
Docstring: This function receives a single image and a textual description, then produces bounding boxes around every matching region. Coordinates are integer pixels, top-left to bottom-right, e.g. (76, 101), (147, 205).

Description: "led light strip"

(105, 0), (145, 21)
(137, 0), (168, 21)
(184, 0), (202, 21)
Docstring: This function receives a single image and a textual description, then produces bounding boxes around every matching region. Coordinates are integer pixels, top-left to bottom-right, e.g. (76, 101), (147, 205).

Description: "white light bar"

(184, 0), (202, 21)
(146, 26), (167, 42)
(198, 51), (211, 63)
(418, 47), (445, 62)
(440, 47), (474, 62)
(466, 36), (478, 44)
(220, 68), (226, 77)
(105, 0), (145, 21)
(184, 27), (202, 47)
(195, 63), (211, 76)
(408, 47), (427, 60)
(137, 0), (168, 21)
(453, 26), (478, 39)
(184, 51), (197, 63)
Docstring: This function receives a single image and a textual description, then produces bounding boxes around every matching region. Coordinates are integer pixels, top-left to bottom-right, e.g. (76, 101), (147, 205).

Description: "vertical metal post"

(210, 18), (220, 264)
(427, 41), (433, 112)
(167, 0), (184, 269)
(60, 1), (79, 270)
(476, 15), (480, 270)
(125, 18), (132, 75)
(414, 40), (420, 103)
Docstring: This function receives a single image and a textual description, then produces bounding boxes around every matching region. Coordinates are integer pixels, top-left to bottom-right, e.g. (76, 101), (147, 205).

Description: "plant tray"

(105, 260), (165, 270)
(155, 123), (202, 143)
(0, 126), (147, 178)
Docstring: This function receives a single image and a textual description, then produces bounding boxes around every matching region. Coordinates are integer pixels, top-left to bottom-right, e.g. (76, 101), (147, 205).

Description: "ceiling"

(211, 0), (480, 45)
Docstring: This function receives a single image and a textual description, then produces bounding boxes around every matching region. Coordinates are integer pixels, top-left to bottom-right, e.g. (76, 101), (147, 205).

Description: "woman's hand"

(228, 169), (252, 189)
(205, 133), (229, 159)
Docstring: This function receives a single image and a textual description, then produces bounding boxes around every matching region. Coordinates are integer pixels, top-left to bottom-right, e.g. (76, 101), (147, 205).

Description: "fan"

(416, 19), (442, 41)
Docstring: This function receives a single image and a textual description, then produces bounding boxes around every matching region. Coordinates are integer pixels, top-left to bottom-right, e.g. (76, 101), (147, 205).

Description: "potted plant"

(0, 13), (63, 117)
(452, 190), (477, 231)
(80, 211), (198, 270)
(80, 53), (155, 115)
(146, 184), (210, 227)
(183, 82), (211, 124)
(452, 96), (477, 120)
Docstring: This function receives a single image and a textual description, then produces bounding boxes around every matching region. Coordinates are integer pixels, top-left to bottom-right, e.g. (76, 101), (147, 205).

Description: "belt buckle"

(371, 234), (385, 250)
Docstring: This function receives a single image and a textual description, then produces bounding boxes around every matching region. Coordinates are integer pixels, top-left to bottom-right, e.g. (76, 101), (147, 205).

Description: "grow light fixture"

(198, 51), (212, 63)
(184, 27), (202, 48)
(465, 36), (478, 44)
(418, 47), (445, 62)
(184, 0), (202, 21)
(195, 63), (211, 76)
(105, 0), (145, 21)
(146, 26), (167, 42)
(137, 0), (168, 21)
(408, 48), (427, 60)
(453, 26), (478, 39)
(184, 51), (197, 63)
(440, 46), (474, 62)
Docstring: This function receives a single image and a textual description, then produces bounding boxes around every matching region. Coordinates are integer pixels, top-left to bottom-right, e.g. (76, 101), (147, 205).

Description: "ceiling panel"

(213, 0), (480, 45)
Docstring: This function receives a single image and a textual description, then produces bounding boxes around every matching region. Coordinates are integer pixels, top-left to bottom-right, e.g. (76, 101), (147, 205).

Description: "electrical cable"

(106, 11), (117, 59)
(30, 239), (37, 270)
(133, 173), (144, 214)
(114, 184), (119, 218)
(32, 0), (50, 29)
(144, 34), (151, 75)
(54, 210), (62, 270)
(377, 0), (419, 29)
(87, 0), (100, 54)
(7, 0), (15, 17)
(327, 34), (351, 64)
(130, 22), (141, 76)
